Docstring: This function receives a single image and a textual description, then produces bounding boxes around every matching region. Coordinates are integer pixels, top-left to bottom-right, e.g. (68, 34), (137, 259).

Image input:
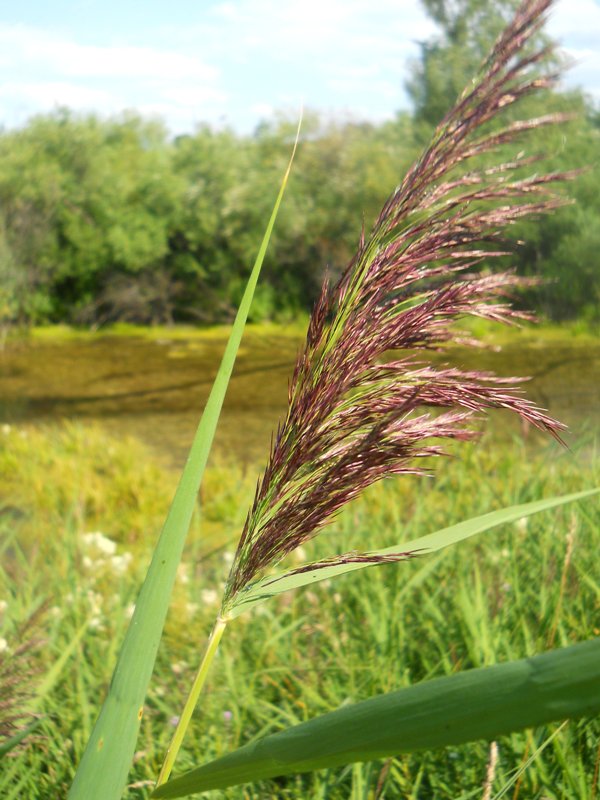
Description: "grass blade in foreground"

(229, 488), (599, 616)
(68, 120), (301, 800)
(153, 637), (600, 797)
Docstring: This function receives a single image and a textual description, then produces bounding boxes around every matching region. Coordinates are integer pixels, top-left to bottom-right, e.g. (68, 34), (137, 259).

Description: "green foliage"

(0, 111), (181, 324)
(404, 0), (600, 323)
(0, 85), (597, 326)
(1, 422), (599, 798)
(166, 113), (418, 322)
(154, 638), (600, 796)
(228, 490), (599, 618)
(407, 0), (525, 128)
(513, 110), (600, 320)
(0, 110), (418, 326)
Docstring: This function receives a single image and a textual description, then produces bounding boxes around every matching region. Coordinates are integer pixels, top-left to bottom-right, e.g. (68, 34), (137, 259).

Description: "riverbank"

(9, 315), (600, 346)
(1, 319), (598, 468)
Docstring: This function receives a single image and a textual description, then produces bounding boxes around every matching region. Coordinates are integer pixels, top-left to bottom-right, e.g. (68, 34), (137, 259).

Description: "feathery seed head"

(222, 0), (570, 612)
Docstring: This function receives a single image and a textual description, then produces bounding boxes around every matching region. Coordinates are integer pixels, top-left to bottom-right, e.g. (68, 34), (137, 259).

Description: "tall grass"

(0, 423), (598, 797)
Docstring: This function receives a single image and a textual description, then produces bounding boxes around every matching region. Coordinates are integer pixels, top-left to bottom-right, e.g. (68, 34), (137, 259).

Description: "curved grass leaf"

(68, 121), (301, 800)
(153, 637), (600, 797)
(228, 488), (599, 617)
(0, 719), (43, 760)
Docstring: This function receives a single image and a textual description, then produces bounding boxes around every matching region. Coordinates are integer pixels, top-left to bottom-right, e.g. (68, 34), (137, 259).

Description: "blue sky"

(1, 0), (599, 134)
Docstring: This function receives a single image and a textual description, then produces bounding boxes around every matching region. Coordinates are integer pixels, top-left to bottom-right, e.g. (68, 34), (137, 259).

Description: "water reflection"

(1, 330), (598, 467)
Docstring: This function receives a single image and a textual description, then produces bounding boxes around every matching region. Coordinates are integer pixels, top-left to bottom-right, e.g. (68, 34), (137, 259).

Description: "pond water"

(1, 328), (598, 468)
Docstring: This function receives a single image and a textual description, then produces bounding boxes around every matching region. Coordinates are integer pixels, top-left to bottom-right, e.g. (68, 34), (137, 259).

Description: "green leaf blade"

(68, 124), (301, 800)
(230, 488), (599, 617)
(0, 719), (43, 760)
(153, 637), (600, 797)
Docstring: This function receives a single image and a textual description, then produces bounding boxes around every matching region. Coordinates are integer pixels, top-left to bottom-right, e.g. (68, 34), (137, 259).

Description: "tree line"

(0, 1), (598, 328)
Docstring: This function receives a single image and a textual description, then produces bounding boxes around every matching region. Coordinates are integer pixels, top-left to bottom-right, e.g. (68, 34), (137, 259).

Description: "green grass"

(17, 319), (312, 346)
(1, 421), (598, 798)
(12, 313), (597, 348)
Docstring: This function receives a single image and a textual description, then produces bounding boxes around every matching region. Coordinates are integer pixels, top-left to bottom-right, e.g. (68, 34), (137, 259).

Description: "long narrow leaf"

(229, 488), (599, 617)
(153, 637), (600, 797)
(0, 719), (43, 760)
(68, 120), (301, 800)
(36, 618), (89, 703)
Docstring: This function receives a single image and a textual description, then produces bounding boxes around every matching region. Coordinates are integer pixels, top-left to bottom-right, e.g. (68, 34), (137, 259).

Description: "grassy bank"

(8, 315), (600, 348)
(18, 319), (312, 346)
(0, 421), (598, 798)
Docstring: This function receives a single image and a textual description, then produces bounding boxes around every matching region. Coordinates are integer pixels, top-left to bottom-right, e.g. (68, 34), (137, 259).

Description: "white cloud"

(549, 0), (600, 44)
(0, 80), (124, 127)
(0, 23), (219, 81)
(157, 84), (227, 108)
(547, 0), (600, 99)
(249, 101), (276, 117)
(0, 0), (598, 134)
(170, 0), (437, 128)
(0, 80), (118, 109)
(195, 0), (436, 67)
(0, 22), (225, 131)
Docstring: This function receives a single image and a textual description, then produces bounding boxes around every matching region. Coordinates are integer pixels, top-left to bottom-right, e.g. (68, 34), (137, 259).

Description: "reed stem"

(155, 615), (228, 787)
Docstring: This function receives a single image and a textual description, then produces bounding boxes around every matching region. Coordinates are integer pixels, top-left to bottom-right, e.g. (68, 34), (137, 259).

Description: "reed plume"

(154, 1), (578, 786)
(221, 0), (571, 612)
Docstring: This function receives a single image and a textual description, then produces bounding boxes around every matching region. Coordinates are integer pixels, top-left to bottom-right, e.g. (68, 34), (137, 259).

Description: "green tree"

(408, 0), (523, 128)
(407, 0), (600, 322)
(0, 110), (182, 324)
(513, 108), (600, 320)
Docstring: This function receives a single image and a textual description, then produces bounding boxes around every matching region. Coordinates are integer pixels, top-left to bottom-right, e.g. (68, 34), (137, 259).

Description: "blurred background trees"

(0, 0), (597, 328)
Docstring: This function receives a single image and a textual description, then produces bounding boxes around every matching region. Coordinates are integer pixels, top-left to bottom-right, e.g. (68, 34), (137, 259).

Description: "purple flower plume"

(222, 0), (570, 611)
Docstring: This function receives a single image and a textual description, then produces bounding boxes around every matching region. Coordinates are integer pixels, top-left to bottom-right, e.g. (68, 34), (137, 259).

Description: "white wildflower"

(177, 563), (190, 585)
(86, 590), (103, 615)
(0, 637), (8, 653)
(0, 600), (7, 615)
(110, 552), (133, 575)
(82, 531), (117, 556)
(124, 603), (136, 619)
(201, 589), (218, 606)
(293, 546), (307, 564)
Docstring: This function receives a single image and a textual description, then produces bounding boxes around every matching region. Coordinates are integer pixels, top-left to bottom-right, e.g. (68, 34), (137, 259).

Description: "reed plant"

(0, 606), (45, 760)
(67, 1), (599, 797)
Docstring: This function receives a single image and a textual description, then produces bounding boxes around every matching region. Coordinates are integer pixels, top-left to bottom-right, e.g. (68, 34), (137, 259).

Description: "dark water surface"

(1, 329), (598, 467)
